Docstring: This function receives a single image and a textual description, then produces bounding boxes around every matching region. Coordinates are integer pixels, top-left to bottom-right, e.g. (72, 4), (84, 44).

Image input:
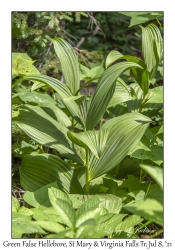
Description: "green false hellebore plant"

(13, 23), (162, 195)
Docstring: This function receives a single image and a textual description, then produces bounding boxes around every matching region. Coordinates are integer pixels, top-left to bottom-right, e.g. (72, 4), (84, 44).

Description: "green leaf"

(75, 219), (96, 238)
(144, 86), (163, 104)
(12, 53), (40, 77)
(124, 198), (163, 226)
(122, 175), (149, 193)
(86, 61), (142, 130)
(80, 63), (104, 82)
(106, 51), (149, 96)
(108, 78), (135, 108)
(13, 104), (83, 164)
(45, 228), (74, 238)
(141, 23), (163, 79)
(40, 103), (71, 127)
(31, 207), (63, 224)
(140, 164), (163, 190)
(130, 134), (163, 166)
(88, 214), (127, 238)
(88, 112), (152, 180)
(12, 196), (20, 213)
(115, 215), (143, 235)
(76, 208), (103, 228)
(52, 38), (80, 95)
(20, 154), (83, 193)
(12, 140), (38, 157)
(18, 206), (34, 216)
(14, 90), (56, 106)
(119, 12), (163, 27)
(76, 195), (101, 218)
(146, 184), (163, 204)
(126, 83), (163, 116)
(98, 194), (122, 214)
(128, 190), (146, 202)
(31, 82), (45, 91)
(48, 187), (77, 228)
(113, 157), (140, 179)
(21, 75), (72, 100)
(35, 221), (65, 234)
(67, 129), (109, 159)
(20, 75), (84, 129)
(105, 50), (123, 68)
(12, 214), (46, 238)
(23, 182), (58, 208)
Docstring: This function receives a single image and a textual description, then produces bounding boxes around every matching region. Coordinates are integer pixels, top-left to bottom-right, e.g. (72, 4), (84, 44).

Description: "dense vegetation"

(12, 12), (163, 239)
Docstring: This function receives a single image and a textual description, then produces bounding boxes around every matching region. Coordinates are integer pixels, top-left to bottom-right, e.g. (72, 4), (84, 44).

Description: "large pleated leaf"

(106, 51), (149, 96)
(67, 129), (109, 159)
(124, 56), (149, 96)
(13, 104), (83, 164)
(105, 50), (124, 68)
(126, 83), (143, 112)
(48, 187), (77, 228)
(88, 113), (152, 180)
(141, 23), (163, 79)
(86, 62), (142, 130)
(126, 83), (163, 116)
(52, 38), (80, 95)
(20, 154), (84, 193)
(20, 75), (84, 127)
(40, 103), (71, 127)
(108, 78), (136, 108)
(63, 95), (87, 128)
(21, 74), (72, 98)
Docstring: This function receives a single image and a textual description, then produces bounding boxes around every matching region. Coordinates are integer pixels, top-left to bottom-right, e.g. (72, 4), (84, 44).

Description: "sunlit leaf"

(141, 23), (163, 79)
(48, 187), (77, 228)
(67, 129), (109, 159)
(88, 113), (152, 180)
(124, 198), (163, 226)
(86, 62), (142, 130)
(140, 164), (163, 190)
(52, 38), (80, 95)
(13, 104), (84, 164)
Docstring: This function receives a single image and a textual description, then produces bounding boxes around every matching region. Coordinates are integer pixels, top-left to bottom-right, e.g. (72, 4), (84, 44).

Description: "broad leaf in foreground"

(20, 154), (83, 193)
(88, 113), (152, 180)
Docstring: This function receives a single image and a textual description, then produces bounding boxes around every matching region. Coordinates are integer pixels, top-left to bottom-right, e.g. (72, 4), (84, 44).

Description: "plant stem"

(84, 149), (90, 194)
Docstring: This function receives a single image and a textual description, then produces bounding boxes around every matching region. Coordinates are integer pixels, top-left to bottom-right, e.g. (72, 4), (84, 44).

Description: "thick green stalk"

(84, 149), (90, 194)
